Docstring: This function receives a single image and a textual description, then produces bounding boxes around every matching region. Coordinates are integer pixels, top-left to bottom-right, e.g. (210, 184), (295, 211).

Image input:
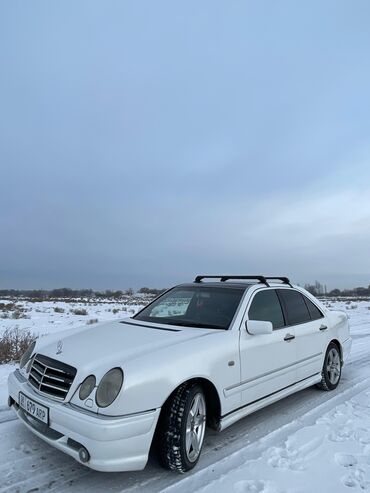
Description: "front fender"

(101, 330), (241, 416)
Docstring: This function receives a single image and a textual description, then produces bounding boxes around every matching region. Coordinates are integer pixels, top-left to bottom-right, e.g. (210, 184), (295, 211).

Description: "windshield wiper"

(163, 320), (226, 330)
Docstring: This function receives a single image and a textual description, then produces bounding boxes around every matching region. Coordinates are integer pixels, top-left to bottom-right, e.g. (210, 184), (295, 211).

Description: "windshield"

(133, 285), (245, 329)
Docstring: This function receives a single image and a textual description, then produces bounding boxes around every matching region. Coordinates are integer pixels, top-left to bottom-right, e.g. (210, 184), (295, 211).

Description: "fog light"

(78, 447), (90, 463)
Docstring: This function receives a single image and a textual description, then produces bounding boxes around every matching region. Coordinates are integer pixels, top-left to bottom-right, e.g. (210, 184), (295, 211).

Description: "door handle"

(319, 325), (328, 331)
(284, 333), (295, 342)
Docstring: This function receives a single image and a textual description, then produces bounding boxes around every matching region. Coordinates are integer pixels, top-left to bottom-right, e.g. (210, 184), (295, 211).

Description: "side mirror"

(246, 320), (273, 335)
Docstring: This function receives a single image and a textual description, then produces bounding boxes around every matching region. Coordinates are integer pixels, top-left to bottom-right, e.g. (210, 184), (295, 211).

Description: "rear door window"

(278, 289), (311, 325)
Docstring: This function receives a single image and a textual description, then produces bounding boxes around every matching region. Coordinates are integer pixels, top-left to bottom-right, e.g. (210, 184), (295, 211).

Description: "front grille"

(28, 354), (77, 401)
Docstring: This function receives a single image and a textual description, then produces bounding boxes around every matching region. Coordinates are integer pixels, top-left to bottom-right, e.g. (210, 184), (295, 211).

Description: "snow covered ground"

(1, 298), (370, 493)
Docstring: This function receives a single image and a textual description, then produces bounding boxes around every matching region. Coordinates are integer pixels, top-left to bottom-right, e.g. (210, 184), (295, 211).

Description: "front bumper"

(8, 370), (160, 472)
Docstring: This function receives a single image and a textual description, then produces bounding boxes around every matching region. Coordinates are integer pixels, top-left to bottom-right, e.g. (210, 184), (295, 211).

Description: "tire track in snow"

(0, 411), (16, 424)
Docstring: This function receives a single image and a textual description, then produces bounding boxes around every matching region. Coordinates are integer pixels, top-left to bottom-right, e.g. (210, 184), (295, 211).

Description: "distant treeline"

(0, 287), (166, 299)
(306, 285), (370, 297)
(2, 285), (370, 300)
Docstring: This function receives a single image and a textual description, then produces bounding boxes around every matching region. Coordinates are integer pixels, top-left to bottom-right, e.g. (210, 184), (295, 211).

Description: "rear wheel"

(316, 342), (342, 391)
(157, 383), (206, 472)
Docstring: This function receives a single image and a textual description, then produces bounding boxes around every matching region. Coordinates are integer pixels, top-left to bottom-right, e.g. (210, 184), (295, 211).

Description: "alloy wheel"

(185, 392), (206, 462)
(326, 347), (341, 385)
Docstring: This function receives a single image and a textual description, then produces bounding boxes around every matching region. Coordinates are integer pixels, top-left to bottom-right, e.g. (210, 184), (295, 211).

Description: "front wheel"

(157, 383), (207, 472)
(316, 342), (342, 391)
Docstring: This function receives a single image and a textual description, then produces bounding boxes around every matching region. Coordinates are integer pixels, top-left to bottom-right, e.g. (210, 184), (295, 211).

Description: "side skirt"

(218, 373), (322, 431)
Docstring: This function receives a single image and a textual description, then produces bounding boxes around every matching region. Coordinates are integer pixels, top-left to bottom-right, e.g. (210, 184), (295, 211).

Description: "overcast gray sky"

(1, 1), (370, 290)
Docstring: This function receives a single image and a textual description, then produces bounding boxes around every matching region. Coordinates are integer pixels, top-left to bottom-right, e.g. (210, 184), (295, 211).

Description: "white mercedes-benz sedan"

(8, 275), (351, 473)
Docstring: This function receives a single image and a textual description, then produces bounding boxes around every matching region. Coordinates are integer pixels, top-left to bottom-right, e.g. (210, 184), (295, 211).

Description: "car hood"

(35, 318), (214, 374)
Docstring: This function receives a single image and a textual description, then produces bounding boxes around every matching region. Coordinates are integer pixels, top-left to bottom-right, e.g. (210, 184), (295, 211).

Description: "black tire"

(316, 342), (342, 391)
(157, 383), (207, 473)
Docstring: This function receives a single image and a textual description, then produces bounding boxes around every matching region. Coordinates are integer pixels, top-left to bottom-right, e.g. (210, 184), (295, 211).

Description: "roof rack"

(194, 275), (270, 286)
(264, 276), (293, 287)
(193, 275), (292, 287)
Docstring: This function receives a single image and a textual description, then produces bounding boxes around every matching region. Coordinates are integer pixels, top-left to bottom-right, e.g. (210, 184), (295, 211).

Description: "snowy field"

(0, 298), (146, 408)
(0, 298), (370, 492)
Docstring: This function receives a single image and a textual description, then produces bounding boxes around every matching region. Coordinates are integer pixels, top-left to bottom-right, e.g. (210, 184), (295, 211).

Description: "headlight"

(26, 355), (35, 373)
(79, 375), (96, 400)
(96, 368), (123, 408)
(19, 341), (36, 369)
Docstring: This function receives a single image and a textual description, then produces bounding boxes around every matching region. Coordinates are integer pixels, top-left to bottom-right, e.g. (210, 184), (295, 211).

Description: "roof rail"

(264, 277), (292, 287)
(194, 275), (270, 286)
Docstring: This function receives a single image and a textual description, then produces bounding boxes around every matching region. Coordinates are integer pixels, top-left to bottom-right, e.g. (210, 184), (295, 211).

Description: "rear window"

(278, 289), (311, 325)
